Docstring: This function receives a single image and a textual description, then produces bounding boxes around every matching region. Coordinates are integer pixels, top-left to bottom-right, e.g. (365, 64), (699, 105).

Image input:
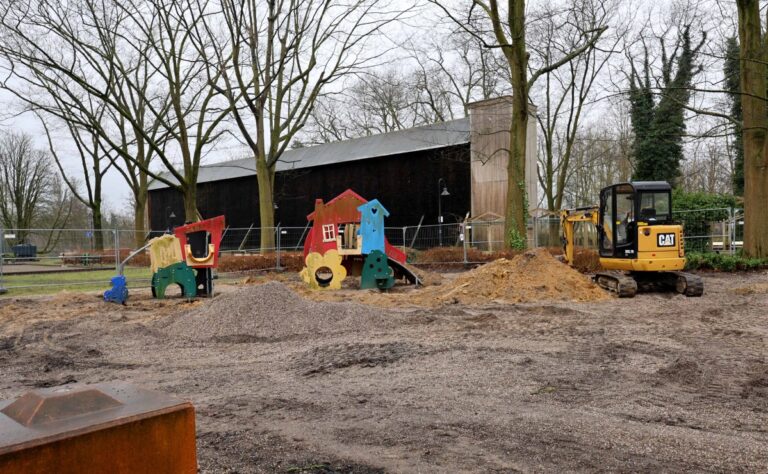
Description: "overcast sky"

(0, 0), (736, 212)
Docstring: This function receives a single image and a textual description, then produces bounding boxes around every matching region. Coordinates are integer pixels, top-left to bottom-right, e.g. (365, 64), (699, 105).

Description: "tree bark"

(133, 201), (145, 248)
(256, 157), (276, 251)
(182, 185), (198, 224)
(502, 0), (530, 249)
(737, 0), (768, 258)
(506, 95), (530, 248)
(92, 204), (104, 251)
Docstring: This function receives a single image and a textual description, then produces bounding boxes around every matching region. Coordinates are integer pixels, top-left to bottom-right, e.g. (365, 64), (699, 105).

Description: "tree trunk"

(182, 185), (198, 224)
(505, 99), (529, 249)
(737, 0), (768, 258)
(133, 192), (147, 249)
(133, 169), (148, 248)
(92, 205), (104, 251)
(503, 0), (530, 250)
(256, 157), (276, 252)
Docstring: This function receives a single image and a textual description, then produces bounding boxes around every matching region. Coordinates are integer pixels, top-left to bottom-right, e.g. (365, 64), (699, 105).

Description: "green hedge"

(685, 252), (768, 271)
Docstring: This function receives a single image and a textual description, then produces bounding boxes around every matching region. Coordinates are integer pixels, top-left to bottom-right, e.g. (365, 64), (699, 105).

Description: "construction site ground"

(1, 257), (768, 472)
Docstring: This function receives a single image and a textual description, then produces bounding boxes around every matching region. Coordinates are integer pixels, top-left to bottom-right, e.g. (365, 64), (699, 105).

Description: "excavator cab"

(561, 181), (703, 297)
(598, 182), (673, 260)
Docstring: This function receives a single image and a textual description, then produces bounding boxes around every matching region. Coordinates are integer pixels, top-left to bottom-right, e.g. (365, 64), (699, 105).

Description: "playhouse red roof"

(306, 189), (368, 221)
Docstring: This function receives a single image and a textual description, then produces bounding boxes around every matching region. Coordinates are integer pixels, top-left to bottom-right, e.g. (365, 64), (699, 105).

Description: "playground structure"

(300, 190), (419, 290)
(104, 216), (225, 304)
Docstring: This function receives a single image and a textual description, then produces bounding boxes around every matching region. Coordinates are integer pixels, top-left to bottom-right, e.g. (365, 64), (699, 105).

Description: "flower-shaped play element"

(300, 250), (347, 290)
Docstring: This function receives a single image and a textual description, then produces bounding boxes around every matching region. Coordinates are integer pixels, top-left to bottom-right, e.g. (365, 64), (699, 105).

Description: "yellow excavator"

(560, 181), (703, 298)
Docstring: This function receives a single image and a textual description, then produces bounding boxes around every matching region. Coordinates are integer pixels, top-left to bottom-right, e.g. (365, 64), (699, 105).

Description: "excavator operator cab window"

(615, 186), (634, 246)
(638, 191), (671, 223)
(600, 188), (613, 256)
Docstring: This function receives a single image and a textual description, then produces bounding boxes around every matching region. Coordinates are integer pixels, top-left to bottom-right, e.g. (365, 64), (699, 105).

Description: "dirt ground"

(1, 266), (768, 472)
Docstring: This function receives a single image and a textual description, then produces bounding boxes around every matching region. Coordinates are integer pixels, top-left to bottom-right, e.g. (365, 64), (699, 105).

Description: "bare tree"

(38, 103), (113, 250)
(564, 101), (633, 207)
(211, 0), (408, 250)
(0, 132), (59, 241)
(735, 0), (768, 258)
(0, 0), (231, 225)
(531, 0), (624, 211)
(303, 28), (510, 146)
(406, 26), (509, 120)
(429, 0), (607, 248)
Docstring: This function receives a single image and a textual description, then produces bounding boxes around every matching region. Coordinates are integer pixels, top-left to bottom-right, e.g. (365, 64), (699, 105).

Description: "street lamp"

(438, 178), (450, 246)
(166, 207), (177, 233)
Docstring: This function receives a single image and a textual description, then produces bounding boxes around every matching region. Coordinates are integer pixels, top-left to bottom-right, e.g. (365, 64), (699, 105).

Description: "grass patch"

(0, 267), (153, 296)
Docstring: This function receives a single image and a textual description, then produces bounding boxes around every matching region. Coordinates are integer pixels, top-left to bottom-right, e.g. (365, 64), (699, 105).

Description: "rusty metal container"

(0, 382), (196, 473)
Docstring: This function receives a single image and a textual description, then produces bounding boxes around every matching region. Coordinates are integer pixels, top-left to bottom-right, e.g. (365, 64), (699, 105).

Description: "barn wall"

(468, 97), (538, 218)
(148, 144), (471, 231)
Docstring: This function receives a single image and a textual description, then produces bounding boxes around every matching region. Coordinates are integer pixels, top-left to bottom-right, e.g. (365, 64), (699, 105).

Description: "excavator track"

(628, 271), (705, 297)
(670, 271), (704, 297)
(593, 271), (638, 298)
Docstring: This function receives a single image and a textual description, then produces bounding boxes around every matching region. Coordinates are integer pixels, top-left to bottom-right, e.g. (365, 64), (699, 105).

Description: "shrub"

(684, 252), (768, 271)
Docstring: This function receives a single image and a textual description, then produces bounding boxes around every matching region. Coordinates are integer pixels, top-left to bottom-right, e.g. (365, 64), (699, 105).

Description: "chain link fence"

(0, 207), (746, 294)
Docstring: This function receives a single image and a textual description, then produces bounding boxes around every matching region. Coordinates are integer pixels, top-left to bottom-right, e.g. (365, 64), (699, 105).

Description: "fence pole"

(402, 227), (406, 253)
(238, 224), (254, 252)
(729, 207), (735, 256)
(462, 223), (468, 264)
(409, 215), (425, 249)
(114, 228), (119, 272)
(0, 224), (5, 294)
(276, 225), (281, 270)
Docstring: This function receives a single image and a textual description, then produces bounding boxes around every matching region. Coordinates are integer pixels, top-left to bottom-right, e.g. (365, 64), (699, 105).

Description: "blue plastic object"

(104, 275), (129, 305)
(357, 199), (389, 255)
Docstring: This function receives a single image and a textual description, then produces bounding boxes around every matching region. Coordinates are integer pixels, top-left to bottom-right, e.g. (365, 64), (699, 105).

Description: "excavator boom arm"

(560, 207), (599, 266)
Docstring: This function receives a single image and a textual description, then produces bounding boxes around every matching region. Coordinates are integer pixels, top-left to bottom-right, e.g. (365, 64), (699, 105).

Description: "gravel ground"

(1, 271), (768, 472)
(162, 282), (406, 341)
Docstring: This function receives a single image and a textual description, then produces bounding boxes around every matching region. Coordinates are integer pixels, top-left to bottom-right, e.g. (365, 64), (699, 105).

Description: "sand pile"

(163, 281), (398, 341)
(411, 248), (609, 305)
(732, 282), (768, 295)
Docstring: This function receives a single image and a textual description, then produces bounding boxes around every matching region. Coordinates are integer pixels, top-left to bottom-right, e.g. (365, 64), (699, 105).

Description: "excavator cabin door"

(599, 183), (638, 259)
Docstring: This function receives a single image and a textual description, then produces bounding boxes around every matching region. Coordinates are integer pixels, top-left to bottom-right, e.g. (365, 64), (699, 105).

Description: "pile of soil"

(732, 282), (768, 295)
(400, 261), (443, 286)
(412, 248), (609, 305)
(161, 281), (400, 341)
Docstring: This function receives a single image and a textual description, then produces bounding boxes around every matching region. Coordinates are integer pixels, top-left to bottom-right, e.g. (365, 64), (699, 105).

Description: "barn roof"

(148, 117), (470, 190)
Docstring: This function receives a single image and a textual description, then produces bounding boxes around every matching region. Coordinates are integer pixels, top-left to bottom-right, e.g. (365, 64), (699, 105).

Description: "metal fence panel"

(0, 207), (748, 294)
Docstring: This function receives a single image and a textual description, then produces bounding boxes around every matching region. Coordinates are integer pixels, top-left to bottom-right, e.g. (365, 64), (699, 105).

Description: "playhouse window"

(322, 224), (336, 242)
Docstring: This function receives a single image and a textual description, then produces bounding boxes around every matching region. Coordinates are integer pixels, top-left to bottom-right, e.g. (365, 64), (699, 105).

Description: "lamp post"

(166, 207), (176, 234)
(438, 178), (450, 246)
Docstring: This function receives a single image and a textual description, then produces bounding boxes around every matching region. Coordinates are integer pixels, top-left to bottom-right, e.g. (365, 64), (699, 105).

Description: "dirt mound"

(732, 282), (768, 295)
(409, 248), (609, 305)
(162, 281), (399, 341)
(402, 262), (443, 286)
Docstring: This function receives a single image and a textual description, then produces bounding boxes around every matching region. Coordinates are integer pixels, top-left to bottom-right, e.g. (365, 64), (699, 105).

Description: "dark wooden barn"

(147, 97), (538, 233)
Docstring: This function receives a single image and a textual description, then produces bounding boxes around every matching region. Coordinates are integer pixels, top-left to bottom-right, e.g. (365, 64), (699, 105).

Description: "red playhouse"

(301, 189), (418, 290)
